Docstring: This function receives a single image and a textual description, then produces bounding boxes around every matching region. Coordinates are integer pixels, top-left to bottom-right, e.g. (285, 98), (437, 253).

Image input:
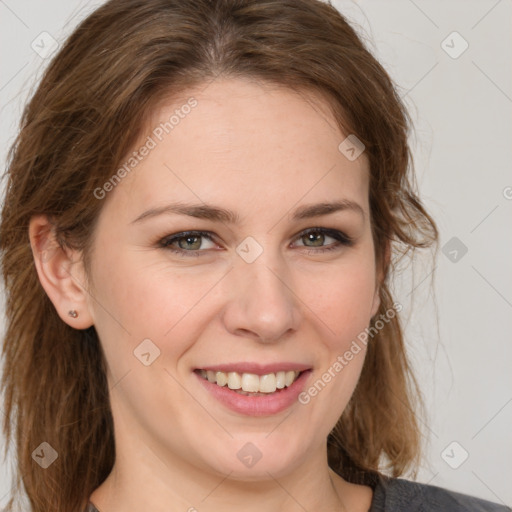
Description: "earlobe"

(29, 215), (94, 329)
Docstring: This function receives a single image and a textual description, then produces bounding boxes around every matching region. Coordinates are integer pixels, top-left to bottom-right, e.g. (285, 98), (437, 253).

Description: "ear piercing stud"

(68, 310), (79, 318)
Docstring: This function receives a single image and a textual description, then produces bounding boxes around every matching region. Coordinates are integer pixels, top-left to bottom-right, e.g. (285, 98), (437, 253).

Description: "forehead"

(109, 78), (370, 220)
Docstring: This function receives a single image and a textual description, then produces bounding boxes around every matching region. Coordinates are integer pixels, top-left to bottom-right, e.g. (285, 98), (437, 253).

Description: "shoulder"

(370, 477), (511, 512)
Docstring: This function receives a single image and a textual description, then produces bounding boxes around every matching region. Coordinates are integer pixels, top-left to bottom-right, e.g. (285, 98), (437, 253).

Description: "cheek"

(89, 249), (227, 365)
(297, 258), (377, 345)
(293, 255), (376, 414)
(296, 263), (375, 430)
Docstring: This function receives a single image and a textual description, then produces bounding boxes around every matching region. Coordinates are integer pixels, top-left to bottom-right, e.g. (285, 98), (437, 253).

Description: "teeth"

(259, 373), (277, 393)
(216, 371), (228, 387)
(241, 373), (260, 392)
(227, 372), (242, 390)
(275, 371), (286, 389)
(285, 370), (296, 387)
(198, 369), (302, 393)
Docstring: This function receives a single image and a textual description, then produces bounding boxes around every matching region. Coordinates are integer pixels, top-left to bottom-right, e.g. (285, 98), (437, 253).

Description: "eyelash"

(158, 227), (354, 258)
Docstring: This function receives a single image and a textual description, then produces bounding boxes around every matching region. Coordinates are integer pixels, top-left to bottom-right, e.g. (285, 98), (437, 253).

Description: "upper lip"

(196, 362), (312, 375)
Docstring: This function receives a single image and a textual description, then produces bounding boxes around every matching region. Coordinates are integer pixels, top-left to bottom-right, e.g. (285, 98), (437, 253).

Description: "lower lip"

(194, 370), (312, 416)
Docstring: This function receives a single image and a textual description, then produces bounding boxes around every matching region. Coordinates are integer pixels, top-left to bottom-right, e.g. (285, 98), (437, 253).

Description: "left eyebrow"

(130, 199), (365, 225)
(292, 200), (365, 221)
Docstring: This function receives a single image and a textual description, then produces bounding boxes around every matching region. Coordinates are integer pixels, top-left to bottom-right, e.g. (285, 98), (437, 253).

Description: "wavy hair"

(0, 0), (438, 510)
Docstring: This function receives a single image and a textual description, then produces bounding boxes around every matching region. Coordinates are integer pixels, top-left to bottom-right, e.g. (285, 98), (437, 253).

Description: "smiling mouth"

(195, 369), (304, 395)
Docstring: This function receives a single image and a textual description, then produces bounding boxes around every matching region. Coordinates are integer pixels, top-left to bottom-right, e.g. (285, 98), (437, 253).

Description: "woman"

(0, 0), (508, 511)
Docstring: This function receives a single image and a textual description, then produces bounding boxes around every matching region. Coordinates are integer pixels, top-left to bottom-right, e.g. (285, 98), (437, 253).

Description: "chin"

(199, 437), (306, 480)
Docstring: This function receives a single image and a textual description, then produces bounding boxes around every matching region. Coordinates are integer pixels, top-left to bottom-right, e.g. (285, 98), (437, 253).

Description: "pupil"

(306, 232), (324, 247)
(180, 236), (200, 250)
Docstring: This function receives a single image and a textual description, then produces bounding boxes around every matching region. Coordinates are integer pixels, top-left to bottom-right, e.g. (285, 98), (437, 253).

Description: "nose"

(221, 249), (301, 344)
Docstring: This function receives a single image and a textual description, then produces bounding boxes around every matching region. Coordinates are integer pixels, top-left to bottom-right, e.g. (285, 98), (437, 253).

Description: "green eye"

(160, 230), (216, 257)
(159, 228), (353, 257)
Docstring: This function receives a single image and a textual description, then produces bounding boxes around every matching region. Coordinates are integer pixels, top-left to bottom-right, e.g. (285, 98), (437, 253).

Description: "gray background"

(1, 0), (511, 508)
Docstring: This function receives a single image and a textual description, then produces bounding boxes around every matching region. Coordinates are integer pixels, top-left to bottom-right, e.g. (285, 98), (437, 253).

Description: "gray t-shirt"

(368, 477), (510, 511)
(85, 477), (511, 511)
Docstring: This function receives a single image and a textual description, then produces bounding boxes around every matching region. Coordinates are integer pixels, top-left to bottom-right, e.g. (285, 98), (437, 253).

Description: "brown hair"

(0, 0), (438, 510)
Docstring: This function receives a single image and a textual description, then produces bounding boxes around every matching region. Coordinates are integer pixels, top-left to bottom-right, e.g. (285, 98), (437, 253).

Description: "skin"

(30, 77), (387, 512)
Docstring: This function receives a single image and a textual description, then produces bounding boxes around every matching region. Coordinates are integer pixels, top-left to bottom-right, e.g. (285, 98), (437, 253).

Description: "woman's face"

(85, 78), (381, 480)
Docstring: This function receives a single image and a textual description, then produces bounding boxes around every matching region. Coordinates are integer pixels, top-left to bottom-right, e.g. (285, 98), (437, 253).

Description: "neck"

(89, 444), (361, 511)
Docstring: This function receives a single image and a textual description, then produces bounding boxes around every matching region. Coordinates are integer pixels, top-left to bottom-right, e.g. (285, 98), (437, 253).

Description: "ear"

(370, 239), (391, 318)
(29, 215), (94, 330)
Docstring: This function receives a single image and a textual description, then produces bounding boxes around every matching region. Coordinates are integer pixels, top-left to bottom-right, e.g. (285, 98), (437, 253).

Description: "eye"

(292, 227), (354, 254)
(158, 227), (354, 257)
(159, 230), (217, 257)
